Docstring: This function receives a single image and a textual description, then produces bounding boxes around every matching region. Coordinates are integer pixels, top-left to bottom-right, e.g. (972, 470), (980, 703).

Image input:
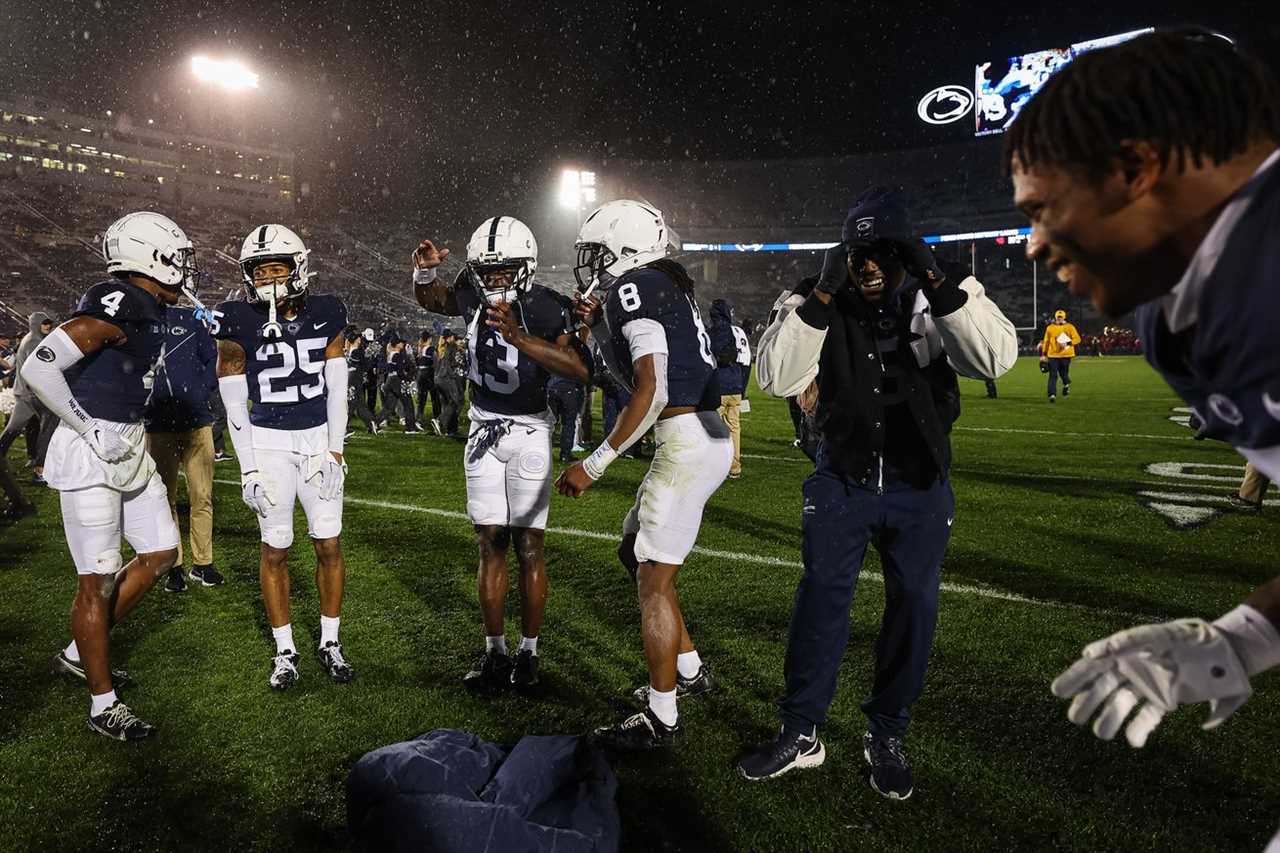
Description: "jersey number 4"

(256, 337), (329, 403)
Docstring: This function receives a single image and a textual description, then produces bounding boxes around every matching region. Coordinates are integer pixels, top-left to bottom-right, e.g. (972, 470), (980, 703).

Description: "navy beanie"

(841, 186), (913, 244)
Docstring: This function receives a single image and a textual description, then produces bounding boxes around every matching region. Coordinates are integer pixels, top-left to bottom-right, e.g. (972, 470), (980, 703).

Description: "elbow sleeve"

(325, 357), (348, 455)
(217, 373), (258, 474)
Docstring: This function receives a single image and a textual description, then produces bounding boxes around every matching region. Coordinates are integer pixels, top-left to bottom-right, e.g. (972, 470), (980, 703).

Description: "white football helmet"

(102, 212), (198, 293)
(240, 224), (314, 304)
(464, 216), (537, 306)
(573, 200), (668, 296)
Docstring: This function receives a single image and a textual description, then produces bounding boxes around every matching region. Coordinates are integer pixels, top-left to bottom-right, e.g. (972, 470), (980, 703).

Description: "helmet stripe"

(487, 216), (502, 253)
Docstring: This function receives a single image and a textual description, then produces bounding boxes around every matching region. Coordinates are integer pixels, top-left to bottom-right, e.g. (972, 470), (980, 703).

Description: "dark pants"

(984, 379), (998, 398)
(548, 385), (583, 460)
(349, 375), (377, 433)
(1047, 358), (1071, 397)
(601, 388), (630, 436)
(779, 447), (954, 739)
(416, 372), (435, 421)
(382, 380), (417, 430)
(438, 383), (463, 436)
(364, 370), (379, 416)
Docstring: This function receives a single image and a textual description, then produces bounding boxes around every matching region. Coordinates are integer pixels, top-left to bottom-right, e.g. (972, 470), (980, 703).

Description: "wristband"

(413, 267), (437, 285)
(1214, 604), (1280, 677)
(582, 442), (619, 481)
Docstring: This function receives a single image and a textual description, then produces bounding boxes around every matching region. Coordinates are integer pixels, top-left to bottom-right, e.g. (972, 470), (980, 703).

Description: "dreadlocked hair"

(1003, 29), (1280, 180)
(645, 258), (696, 294)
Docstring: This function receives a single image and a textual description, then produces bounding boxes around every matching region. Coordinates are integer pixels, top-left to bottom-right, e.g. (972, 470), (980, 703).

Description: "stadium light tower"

(191, 56), (260, 91)
(559, 169), (597, 209)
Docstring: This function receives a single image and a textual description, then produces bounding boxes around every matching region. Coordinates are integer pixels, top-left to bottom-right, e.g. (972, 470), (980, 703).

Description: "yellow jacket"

(1042, 322), (1080, 358)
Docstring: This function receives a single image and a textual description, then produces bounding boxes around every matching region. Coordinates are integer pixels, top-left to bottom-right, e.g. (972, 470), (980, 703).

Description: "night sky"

(2, 0), (1277, 215)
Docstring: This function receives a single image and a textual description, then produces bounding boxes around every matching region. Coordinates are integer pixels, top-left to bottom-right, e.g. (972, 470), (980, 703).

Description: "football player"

(411, 217), (590, 693)
(212, 224), (354, 690)
(1005, 30), (1280, 766)
(556, 199), (731, 751)
(23, 212), (193, 740)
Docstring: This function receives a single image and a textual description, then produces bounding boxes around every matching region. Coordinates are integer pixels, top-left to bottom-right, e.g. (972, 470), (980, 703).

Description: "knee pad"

(309, 513), (342, 541)
(262, 524), (295, 550)
(93, 548), (123, 577)
(467, 499), (502, 527)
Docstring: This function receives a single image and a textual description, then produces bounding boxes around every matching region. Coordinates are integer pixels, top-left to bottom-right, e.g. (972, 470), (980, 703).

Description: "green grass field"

(2, 355), (1277, 852)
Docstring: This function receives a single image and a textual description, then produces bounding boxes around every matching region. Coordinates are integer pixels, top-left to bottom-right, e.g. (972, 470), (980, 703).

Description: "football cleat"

(163, 566), (187, 593)
(591, 707), (683, 752)
(1226, 493), (1263, 513)
(189, 564), (225, 586)
(50, 651), (132, 688)
(317, 641), (354, 683)
(633, 662), (718, 704)
(510, 649), (540, 690)
(269, 650), (301, 691)
(864, 733), (913, 800)
(463, 649), (512, 693)
(87, 700), (156, 741)
(738, 727), (826, 781)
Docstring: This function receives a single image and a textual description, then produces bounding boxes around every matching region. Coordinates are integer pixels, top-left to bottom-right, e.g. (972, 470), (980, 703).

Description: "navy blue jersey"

(386, 350), (412, 382)
(212, 294), (348, 430)
(62, 279), (167, 423)
(597, 266), (720, 410)
(456, 282), (573, 416)
(145, 307), (217, 432)
(1135, 152), (1280, 461)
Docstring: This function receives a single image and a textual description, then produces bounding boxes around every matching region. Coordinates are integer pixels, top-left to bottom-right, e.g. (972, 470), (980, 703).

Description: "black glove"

(897, 240), (946, 286)
(1039, 359), (1049, 374)
(814, 244), (851, 296)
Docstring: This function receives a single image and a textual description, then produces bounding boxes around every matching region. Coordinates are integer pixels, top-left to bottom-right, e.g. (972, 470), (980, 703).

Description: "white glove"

(308, 454), (347, 502)
(240, 471), (275, 518)
(82, 420), (136, 463)
(1050, 614), (1269, 748)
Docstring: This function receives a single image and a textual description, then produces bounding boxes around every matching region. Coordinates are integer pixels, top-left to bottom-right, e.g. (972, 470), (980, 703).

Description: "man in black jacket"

(737, 187), (1016, 799)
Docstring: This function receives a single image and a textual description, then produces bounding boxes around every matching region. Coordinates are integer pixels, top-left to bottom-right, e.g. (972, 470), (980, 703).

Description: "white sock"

(90, 689), (117, 716)
(320, 615), (340, 647)
(65, 640), (80, 662)
(647, 686), (678, 727)
(518, 636), (538, 655)
(486, 635), (507, 654)
(677, 650), (703, 679)
(272, 623), (296, 655)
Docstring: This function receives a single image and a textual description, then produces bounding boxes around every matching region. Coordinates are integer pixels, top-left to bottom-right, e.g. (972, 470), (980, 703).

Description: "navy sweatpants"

(779, 449), (954, 739)
(1047, 357), (1071, 396)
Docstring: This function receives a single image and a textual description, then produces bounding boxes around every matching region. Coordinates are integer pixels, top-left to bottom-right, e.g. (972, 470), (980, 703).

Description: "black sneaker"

(633, 662), (718, 703)
(317, 641), (354, 683)
(189, 564), (225, 586)
(1062, 384), (1070, 397)
(864, 733), (913, 800)
(510, 649), (539, 690)
(50, 651), (132, 688)
(2, 503), (37, 521)
(213, 452), (234, 463)
(1048, 394), (1056, 403)
(164, 566), (187, 593)
(269, 649), (301, 690)
(87, 700), (156, 741)
(591, 707), (683, 752)
(738, 727), (826, 781)
(463, 649), (512, 693)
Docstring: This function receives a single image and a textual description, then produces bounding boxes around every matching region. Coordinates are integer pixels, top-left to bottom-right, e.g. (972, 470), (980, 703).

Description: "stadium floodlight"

(191, 56), (260, 90)
(559, 169), (581, 208)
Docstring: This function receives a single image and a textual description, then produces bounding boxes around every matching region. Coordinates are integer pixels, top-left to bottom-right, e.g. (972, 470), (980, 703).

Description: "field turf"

(1, 355), (1277, 852)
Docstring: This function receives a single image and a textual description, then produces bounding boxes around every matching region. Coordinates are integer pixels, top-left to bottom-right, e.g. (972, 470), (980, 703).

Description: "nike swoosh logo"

(232, 423), (243, 432)
(314, 322), (328, 330)
(946, 517), (954, 527)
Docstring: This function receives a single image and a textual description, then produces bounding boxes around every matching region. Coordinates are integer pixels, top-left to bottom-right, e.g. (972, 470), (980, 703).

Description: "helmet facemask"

(244, 257), (304, 339)
(466, 258), (534, 307)
(573, 242), (617, 299)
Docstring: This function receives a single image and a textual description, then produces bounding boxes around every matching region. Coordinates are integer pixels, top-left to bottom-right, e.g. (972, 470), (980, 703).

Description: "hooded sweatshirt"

(710, 299), (749, 396)
(12, 311), (50, 399)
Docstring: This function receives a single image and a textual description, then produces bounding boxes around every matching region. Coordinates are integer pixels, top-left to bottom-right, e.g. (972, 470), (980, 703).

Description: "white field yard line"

(214, 479), (1158, 621)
